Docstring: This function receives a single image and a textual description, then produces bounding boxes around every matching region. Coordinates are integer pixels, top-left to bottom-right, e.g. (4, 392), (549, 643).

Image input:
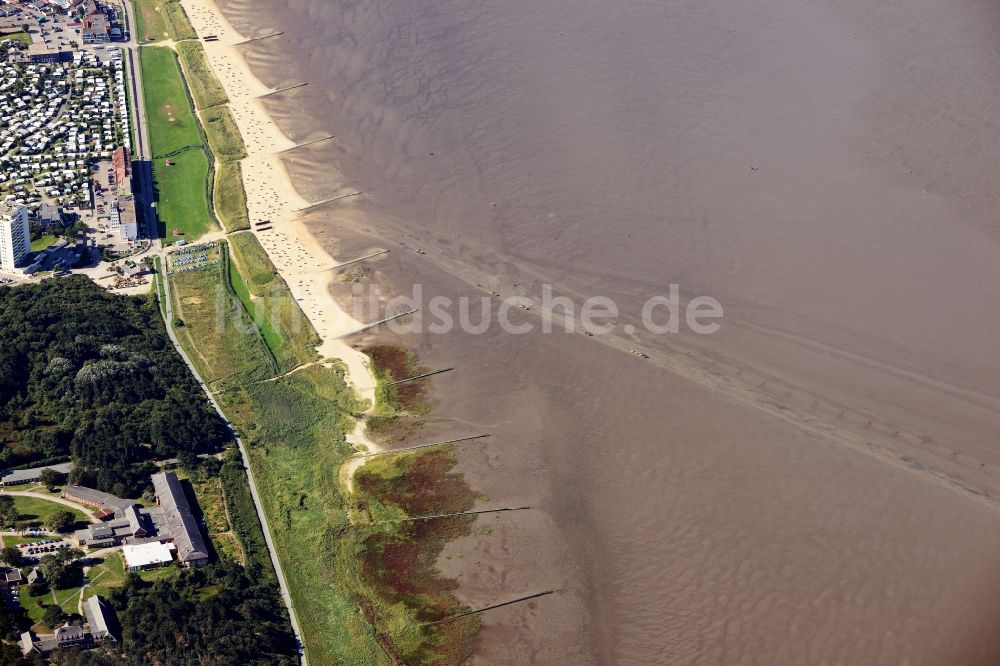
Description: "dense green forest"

(0, 277), (231, 495)
(106, 562), (298, 665)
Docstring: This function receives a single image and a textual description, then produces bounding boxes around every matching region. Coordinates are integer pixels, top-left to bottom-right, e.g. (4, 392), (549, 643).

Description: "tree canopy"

(44, 510), (76, 534)
(0, 546), (21, 567)
(0, 278), (231, 495)
(108, 561), (298, 665)
(0, 496), (15, 528)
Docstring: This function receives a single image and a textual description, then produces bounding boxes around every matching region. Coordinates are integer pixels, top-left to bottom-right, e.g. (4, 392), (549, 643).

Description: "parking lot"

(16, 537), (73, 559)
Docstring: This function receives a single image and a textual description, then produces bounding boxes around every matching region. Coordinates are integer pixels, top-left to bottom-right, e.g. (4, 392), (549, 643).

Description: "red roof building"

(112, 146), (129, 185)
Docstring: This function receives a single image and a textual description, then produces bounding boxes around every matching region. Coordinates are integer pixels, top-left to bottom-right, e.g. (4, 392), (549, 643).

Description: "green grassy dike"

(175, 39), (251, 233)
(132, 0), (196, 43)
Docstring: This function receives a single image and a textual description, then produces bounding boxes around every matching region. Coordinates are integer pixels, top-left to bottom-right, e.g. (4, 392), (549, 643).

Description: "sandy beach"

(176, 0), (381, 464)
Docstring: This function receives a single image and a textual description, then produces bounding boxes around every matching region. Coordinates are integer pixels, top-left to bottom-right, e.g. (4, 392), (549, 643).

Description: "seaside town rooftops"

(0, 49), (127, 209)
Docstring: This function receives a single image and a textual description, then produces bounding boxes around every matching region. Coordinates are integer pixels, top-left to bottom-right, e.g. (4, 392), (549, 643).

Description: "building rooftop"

(61, 485), (131, 512)
(82, 595), (120, 643)
(151, 472), (209, 564)
(116, 193), (135, 222)
(122, 540), (175, 569)
(0, 461), (73, 484)
(73, 504), (153, 545)
(0, 200), (26, 219)
(0, 567), (22, 585)
(122, 504), (143, 533)
(21, 623), (85, 655)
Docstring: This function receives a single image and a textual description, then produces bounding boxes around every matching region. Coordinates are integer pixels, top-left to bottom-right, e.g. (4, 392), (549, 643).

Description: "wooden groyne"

(352, 434), (490, 459)
(294, 191), (363, 213)
(235, 31), (284, 45)
(335, 308), (419, 339)
(424, 591), (556, 625)
(363, 506), (531, 526)
(275, 134), (335, 154)
(331, 249), (389, 271)
(258, 82), (308, 99)
(382, 367), (453, 387)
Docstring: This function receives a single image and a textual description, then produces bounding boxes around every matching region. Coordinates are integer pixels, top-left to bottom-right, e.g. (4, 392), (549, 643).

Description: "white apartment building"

(0, 202), (30, 270)
(109, 195), (137, 242)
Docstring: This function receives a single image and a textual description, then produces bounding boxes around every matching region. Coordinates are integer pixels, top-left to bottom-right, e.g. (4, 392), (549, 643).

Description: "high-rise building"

(110, 196), (137, 242)
(0, 202), (30, 270)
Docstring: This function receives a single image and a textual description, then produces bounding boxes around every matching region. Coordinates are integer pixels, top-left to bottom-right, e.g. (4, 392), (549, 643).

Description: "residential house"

(26, 568), (43, 586)
(0, 567), (22, 588)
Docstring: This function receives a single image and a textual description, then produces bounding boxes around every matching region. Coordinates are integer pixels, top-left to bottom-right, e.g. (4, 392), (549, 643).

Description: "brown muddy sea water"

(216, 0), (1000, 663)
